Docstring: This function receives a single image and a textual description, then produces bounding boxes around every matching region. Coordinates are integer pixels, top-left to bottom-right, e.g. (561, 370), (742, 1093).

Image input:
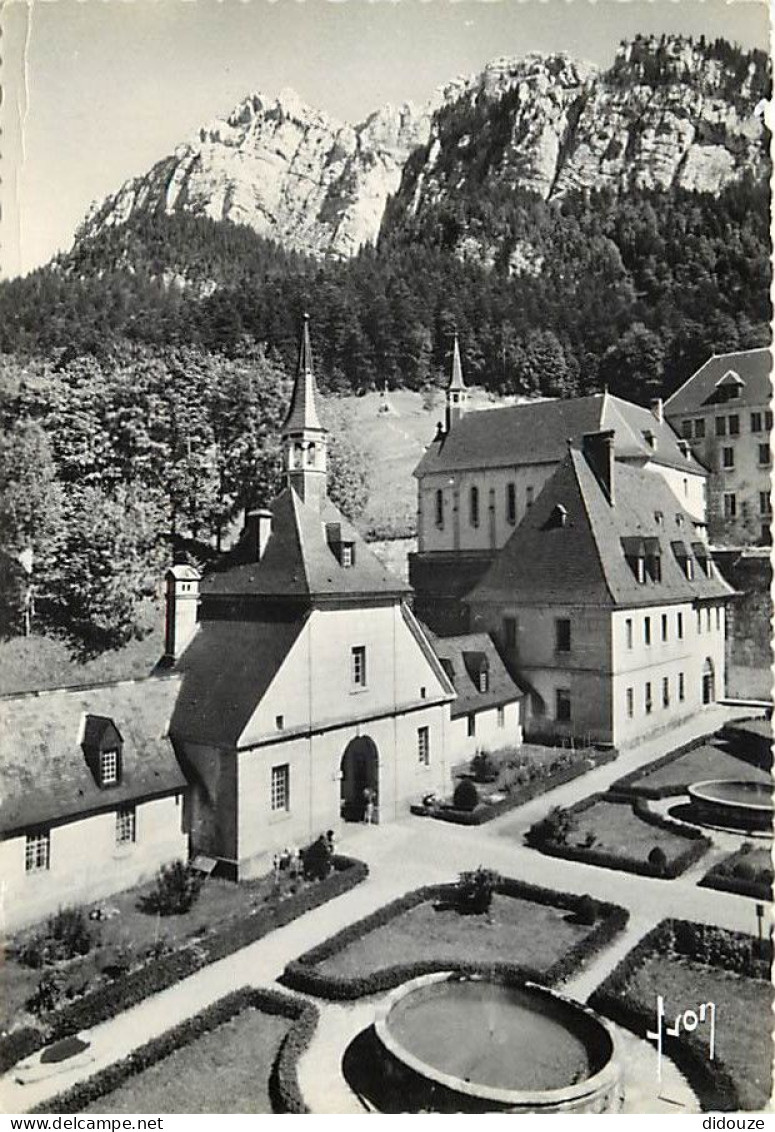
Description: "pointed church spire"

(283, 313), (324, 435)
(445, 331), (469, 432)
(283, 314), (328, 510)
(449, 332), (466, 391)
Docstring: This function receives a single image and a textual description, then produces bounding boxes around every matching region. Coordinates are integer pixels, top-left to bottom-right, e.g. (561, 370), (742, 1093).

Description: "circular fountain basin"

(374, 972), (621, 1113)
(687, 779), (774, 832)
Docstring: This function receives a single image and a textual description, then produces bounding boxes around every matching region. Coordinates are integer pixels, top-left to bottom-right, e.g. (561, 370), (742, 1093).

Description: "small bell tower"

(282, 314), (328, 510)
(445, 332), (469, 433)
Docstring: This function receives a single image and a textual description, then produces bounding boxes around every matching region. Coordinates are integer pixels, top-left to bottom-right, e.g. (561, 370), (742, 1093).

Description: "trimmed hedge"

(281, 876), (628, 1000)
(412, 748), (617, 826)
(526, 793), (711, 879)
(589, 918), (771, 1112)
(699, 869), (772, 902)
(1, 854), (366, 1076)
(610, 728), (761, 800)
(32, 986), (317, 1115)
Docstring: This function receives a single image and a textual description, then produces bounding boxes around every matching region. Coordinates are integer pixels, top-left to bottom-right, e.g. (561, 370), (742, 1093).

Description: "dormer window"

(478, 669), (489, 694)
(672, 541), (694, 580)
(642, 429), (656, 450)
(644, 539), (662, 583)
(692, 543), (711, 577)
(621, 537), (646, 583)
(82, 715), (123, 788)
(100, 749), (119, 786)
(341, 542), (355, 568)
(654, 511), (663, 526)
(543, 504), (568, 531)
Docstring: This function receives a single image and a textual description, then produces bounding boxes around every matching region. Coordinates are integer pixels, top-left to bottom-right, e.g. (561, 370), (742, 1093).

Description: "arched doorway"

(702, 658), (715, 705)
(340, 736), (379, 822)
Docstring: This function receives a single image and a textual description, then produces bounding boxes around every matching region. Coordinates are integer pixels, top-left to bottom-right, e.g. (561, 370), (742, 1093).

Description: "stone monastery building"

(0, 319), (523, 930)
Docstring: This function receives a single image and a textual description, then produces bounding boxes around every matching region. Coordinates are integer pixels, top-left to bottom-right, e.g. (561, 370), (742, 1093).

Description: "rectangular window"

(662, 677), (670, 709)
(729, 415), (740, 436)
(716, 606), (721, 631)
(723, 493), (737, 520)
(478, 669), (489, 693)
(645, 682), (652, 715)
(696, 608), (702, 633)
(715, 417), (727, 437)
(661, 614), (668, 643)
(497, 706), (505, 728)
(677, 611), (684, 639)
(25, 831), (50, 873)
(626, 687), (634, 719)
(766, 410), (774, 430)
(682, 420), (693, 439)
(418, 726), (430, 765)
(555, 618), (571, 653)
(759, 443), (771, 467)
(760, 492), (772, 517)
(341, 543), (354, 568)
(275, 715), (284, 730)
(751, 412), (763, 433)
(100, 749), (118, 786)
(470, 486), (480, 528)
(626, 618), (633, 650)
(435, 489), (444, 529)
(722, 446), (734, 470)
(556, 688), (571, 723)
(526, 485), (534, 509)
(351, 646), (367, 688)
(467, 713), (476, 738)
(115, 806), (136, 845)
(706, 606), (711, 631)
(271, 764), (290, 812)
(506, 482), (517, 525)
(679, 672), (685, 702)
(694, 419), (705, 439)
(644, 616), (651, 646)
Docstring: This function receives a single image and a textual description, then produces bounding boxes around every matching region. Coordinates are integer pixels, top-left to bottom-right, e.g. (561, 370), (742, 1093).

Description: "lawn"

(81, 1006), (290, 1113)
(622, 954), (773, 1112)
(700, 845), (773, 900)
(315, 891), (596, 980)
(2, 868), (308, 1032)
(564, 797), (700, 867)
(625, 744), (770, 797)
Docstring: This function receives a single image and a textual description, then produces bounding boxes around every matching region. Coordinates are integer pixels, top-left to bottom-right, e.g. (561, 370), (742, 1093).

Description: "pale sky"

(1, 0), (770, 279)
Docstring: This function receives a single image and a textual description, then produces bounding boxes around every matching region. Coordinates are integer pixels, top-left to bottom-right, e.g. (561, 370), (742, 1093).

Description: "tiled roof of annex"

(414, 391), (707, 479)
(469, 445), (734, 611)
(664, 348), (773, 415)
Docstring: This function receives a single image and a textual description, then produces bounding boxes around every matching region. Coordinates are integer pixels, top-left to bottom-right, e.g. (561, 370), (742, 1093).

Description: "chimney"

(650, 398), (664, 423)
(243, 508), (273, 561)
(582, 429), (615, 505)
(164, 564), (200, 661)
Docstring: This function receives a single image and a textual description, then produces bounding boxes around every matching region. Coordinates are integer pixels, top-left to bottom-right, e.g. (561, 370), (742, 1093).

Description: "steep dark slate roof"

(423, 627), (524, 719)
(203, 488), (409, 602)
(170, 613), (308, 747)
(470, 447), (735, 611)
(414, 392), (706, 478)
(0, 678), (185, 835)
(665, 348), (773, 414)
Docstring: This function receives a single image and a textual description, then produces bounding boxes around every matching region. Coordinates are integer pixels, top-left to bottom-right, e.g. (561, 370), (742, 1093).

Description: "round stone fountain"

(687, 779), (775, 832)
(373, 972), (622, 1113)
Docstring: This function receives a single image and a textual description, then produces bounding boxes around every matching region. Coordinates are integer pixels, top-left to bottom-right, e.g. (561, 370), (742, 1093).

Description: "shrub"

(16, 907), (93, 968)
(26, 970), (81, 1017)
(648, 846), (668, 875)
(470, 751), (499, 783)
(739, 841), (754, 854)
(138, 861), (203, 916)
(453, 778), (479, 812)
(576, 894), (597, 925)
(732, 860), (757, 881)
(457, 867), (500, 914)
(300, 836), (333, 882)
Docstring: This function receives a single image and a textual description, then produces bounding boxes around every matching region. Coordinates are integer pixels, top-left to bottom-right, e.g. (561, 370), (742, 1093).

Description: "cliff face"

(76, 36), (770, 260)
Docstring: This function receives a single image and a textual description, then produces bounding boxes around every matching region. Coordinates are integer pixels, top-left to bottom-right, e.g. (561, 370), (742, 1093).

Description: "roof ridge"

(0, 672), (181, 703)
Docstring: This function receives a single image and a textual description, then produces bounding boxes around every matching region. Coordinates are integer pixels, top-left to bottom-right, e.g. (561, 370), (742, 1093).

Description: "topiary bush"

(648, 846), (668, 875)
(457, 867), (500, 914)
(453, 778), (479, 812)
(470, 750), (499, 783)
(138, 861), (203, 916)
(732, 859), (757, 882)
(300, 836), (333, 882)
(576, 894), (597, 926)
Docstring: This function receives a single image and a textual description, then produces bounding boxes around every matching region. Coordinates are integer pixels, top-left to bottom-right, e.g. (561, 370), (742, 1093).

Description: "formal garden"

(411, 742), (616, 825)
(525, 794), (710, 877)
(282, 870), (628, 999)
(0, 847), (366, 1074)
(590, 919), (773, 1112)
(611, 739), (771, 800)
(700, 843), (773, 901)
(32, 988), (316, 1115)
